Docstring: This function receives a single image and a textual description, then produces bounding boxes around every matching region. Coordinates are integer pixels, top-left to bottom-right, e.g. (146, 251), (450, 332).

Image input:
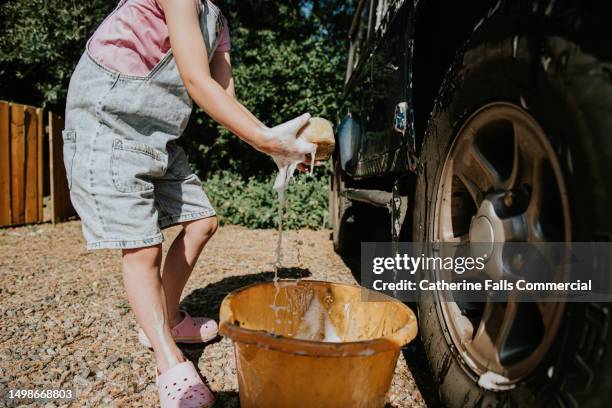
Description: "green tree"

(0, 0), (113, 110)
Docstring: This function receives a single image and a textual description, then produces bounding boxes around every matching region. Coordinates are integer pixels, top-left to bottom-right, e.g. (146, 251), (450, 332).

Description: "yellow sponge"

(297, 117), (335, 160)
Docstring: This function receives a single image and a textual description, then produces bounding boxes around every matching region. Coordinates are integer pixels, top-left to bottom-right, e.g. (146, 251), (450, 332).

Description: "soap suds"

(478, 371), (515, 391)
(294, 295), (341, 342)
(324, 315), (342, 342)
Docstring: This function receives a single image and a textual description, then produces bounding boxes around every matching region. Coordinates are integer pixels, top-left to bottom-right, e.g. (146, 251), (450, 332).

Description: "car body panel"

(339, 0), (416, 180)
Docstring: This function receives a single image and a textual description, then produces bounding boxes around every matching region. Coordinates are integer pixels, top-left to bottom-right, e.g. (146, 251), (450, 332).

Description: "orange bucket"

(219, 280), (418, 408)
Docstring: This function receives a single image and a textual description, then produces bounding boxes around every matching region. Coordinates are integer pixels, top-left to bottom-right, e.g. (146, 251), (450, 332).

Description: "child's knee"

(183, 216), (218, 242)
(122, 245), (162, 268)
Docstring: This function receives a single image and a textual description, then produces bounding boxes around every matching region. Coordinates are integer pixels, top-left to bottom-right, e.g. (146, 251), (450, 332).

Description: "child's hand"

(260, 113), (316, 162)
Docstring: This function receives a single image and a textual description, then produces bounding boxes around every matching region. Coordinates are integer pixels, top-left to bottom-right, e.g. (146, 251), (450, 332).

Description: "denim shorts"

(63, 51), (216, 250)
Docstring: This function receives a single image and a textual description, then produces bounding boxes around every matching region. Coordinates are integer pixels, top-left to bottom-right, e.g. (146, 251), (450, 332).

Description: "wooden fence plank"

(0, 102), (11, 226)
(10, 104), (25, 225)
(49, 111), (58, 224)
(49, 112), (75, 223)
(37, 108), (44, 221)
(25, 107), (39, 223)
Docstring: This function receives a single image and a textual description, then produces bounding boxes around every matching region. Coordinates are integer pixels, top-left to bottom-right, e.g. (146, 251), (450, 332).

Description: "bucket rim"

(218, 279), (418, 357)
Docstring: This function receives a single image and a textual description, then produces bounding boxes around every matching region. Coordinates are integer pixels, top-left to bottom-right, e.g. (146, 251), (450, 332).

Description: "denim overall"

(63, 0), (224, 249)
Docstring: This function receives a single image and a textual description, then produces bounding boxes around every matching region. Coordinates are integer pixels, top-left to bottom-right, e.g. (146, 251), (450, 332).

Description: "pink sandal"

(157, 361), (215, 408)
(139, 311), (218, 348)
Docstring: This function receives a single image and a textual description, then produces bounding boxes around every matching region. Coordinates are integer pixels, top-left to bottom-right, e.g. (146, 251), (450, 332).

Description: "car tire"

(413, 16), (612, 408)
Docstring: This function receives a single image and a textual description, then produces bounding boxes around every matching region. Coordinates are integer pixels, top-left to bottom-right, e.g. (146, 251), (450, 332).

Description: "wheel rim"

(433, 103), (571, 388)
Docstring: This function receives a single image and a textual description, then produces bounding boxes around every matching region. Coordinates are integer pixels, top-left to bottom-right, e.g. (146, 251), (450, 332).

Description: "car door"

(340, 0), (415, 180)
(338, 0), (375, 178)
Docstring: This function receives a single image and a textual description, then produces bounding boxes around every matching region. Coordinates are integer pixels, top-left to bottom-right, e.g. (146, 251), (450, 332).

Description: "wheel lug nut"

(504, 191), (514, 207)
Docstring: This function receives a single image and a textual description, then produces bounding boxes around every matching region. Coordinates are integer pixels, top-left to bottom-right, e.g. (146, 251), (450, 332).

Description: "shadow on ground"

(211, 391), (240, 407)
(339, 254), (441, 408)
(180, 267), (312, 322)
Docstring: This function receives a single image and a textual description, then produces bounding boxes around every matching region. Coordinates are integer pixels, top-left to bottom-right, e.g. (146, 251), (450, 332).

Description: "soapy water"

(268, 144), (345, 342)
(273, 146), (317, 270)
(269, 159), (299, 321)
(270, 147), (316, 317)
(273, 161), (296, 271)
(294, 295), (341, 342)
(268, 281), (345, 343)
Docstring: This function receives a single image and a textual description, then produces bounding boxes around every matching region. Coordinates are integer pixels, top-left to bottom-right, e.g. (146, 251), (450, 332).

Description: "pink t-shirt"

(88, 0), (230, 77)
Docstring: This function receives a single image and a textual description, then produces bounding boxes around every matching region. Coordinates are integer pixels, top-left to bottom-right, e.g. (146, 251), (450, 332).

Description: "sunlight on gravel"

(0, 221), (425, 407)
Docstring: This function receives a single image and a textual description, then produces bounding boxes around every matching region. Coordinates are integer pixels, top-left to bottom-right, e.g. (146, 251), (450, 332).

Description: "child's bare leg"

(122, 245), (184, 372)
(162, 217), (218, 324)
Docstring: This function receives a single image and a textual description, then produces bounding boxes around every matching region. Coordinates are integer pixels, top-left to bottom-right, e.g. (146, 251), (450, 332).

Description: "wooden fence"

(0, 102), (44, 226)
(0, 101), (76, 228)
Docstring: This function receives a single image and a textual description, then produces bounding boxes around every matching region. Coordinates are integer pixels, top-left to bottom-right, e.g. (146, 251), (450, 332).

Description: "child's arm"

(210, 51), (267, 128)
(160, 0), (312, 159)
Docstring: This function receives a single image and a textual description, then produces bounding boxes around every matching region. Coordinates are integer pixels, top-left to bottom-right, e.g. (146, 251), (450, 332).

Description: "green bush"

(204, 170), (330, 230)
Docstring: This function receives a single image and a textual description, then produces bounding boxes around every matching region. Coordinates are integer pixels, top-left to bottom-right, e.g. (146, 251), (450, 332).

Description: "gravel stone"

(0, 221), (425, 407)
(73, 375), (90, 388)
(79, 368), (91, 379)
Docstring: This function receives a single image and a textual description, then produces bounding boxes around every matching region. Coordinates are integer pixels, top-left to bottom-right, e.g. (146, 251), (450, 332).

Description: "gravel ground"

(0, 221), (425, 407)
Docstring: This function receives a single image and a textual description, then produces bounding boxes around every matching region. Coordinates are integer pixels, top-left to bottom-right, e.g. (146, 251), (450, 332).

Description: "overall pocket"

(62, 130), (77, 190)
(110, 139), (166, 193)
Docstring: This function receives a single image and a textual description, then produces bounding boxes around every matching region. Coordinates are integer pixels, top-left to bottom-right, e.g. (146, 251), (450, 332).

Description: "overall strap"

(199, 0), (224, 59)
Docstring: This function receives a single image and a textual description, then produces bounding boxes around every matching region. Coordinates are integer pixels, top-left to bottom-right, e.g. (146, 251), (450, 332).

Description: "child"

(63, 0), (315, 406)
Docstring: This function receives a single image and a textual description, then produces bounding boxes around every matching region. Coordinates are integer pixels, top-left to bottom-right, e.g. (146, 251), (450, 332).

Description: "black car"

(332, 0), (612, 406)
